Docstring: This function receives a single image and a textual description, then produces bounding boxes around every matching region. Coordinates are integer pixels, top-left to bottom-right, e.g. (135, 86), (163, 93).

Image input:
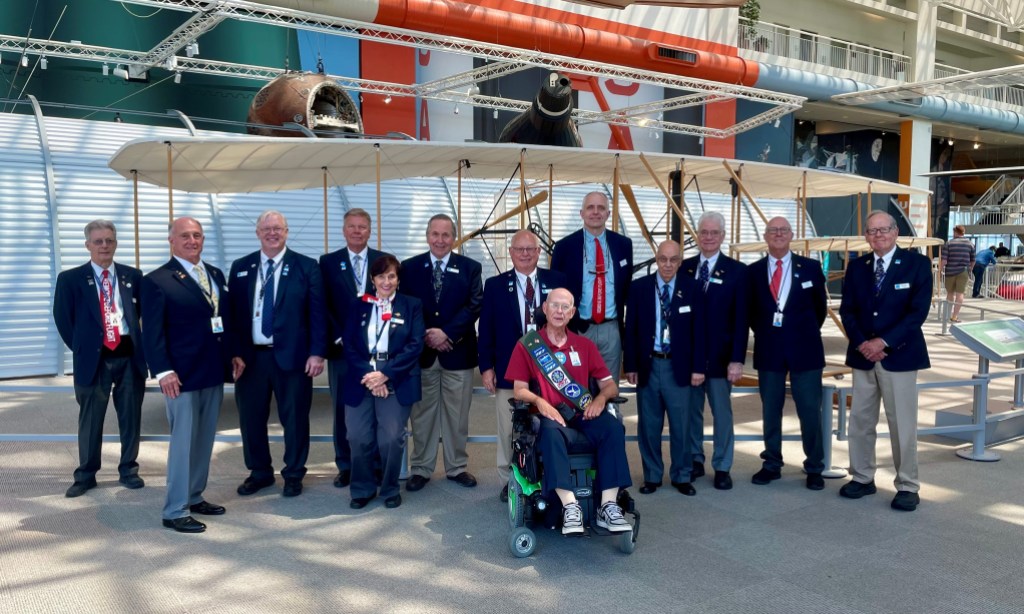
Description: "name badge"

(392, 317), (405, 325)
(709, 278), (724, 285)
(661, 329), (671, 345)
(569, 351), (582, 366)
(527, 323), (538, 333)
(447, 267), (460, 274)
(340, 261), (347, 270)
(801, 280), (813, 289)
(678, 305), (691, 313)
(106, 312), (123, 326)
(772, 312), (784, 327)
(236, 271), (248, 278)
(895, 283), (910, 290)
(619, 259), (627, 267)
(211, 316), (224, 334)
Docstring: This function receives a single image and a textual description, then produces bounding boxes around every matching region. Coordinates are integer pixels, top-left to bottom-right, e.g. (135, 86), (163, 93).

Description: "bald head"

(655, 240), (682, 282)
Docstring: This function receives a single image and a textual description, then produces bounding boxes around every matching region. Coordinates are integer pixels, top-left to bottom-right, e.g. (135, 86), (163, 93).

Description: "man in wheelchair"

(504, 288), (632, 535)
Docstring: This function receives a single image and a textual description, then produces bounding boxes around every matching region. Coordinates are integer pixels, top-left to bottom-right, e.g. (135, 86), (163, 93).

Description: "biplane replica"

(109, 137), (938, 384)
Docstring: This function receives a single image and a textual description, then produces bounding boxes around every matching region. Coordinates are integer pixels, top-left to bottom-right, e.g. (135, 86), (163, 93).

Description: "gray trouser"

(637, 358), (693, 484)
(162, 385), (222, 520)
(688, 377), (735, 472)
(580, 321), (621, 382)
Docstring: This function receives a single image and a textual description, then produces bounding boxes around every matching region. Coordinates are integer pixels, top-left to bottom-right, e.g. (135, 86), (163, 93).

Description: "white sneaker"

(596, 501), (631, 533)
(561, 501), (584, 535)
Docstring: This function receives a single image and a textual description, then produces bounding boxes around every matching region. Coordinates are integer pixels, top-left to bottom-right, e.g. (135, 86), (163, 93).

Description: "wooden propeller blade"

(453, 190), (548, 249)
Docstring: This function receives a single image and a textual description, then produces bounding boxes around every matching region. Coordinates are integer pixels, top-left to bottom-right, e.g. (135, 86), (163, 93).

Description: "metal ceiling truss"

(832, 63), (1024, 106)
(3, 0), (805, 138)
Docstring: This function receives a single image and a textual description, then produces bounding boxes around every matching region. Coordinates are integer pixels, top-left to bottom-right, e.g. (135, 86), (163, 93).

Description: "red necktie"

(100, 270), (121, 350)
(770, 260), (783, 302)
(592, 238), (606, 324)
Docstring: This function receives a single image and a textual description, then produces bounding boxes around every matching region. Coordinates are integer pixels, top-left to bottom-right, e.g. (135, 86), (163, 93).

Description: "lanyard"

(769, 258), (791, 312)
(94, 271), (118, 311)
(585, 237), (610, 275)
(369, 303), (390, 355)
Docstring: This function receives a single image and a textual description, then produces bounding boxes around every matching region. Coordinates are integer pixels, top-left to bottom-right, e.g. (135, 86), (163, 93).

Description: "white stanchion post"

(821, 383), (847, 478)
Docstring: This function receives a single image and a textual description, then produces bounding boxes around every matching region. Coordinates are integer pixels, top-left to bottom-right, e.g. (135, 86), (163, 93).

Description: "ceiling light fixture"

(102, 63), (109, 76)
(384, 94), (392, 104)
(773, 118), (781, 128)
(948, 138), (954, 146)
(453, 104), (460, 115)
(173, 71), (182, 84)
(112, 65), (129, 80)
(186, 42), (199, 58)
(973, 142), (981, 150)
(39, 56), (47, 70)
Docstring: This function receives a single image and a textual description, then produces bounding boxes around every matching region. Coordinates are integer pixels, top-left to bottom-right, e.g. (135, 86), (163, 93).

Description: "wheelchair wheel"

(508, 527), (536, 558)
(508, 478), (526, 528)
(619, 530), (636, 555)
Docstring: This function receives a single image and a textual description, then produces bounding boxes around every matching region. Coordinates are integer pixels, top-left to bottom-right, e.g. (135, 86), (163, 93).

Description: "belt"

(582, 318), (616, 325)
(370, 352), (391, 361)
(254, 344), (274, 351)
(651, 351), (671, 359)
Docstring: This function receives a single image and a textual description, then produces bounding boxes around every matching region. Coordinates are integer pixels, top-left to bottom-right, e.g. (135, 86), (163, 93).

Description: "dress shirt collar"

(514, 268), (537, 287)
(431, 252), (451, 269)
(348, 246), (368, 261)
(174, 256), (205, 275)
(260, 246), (287, 266)
(657, 275), (675, 295)
(768, 251), (792, 270)
(90, 261), (116, 278)
(875, 245), (897, 269)
(699, 251), (720, 272)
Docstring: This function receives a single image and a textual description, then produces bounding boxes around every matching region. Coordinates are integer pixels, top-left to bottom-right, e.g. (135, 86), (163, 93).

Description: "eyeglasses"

(655, 256), (682, 264)
(548, 303), (573, 312)
(765, 227), (792, 236)
(865, 226), (894, 236)
(258, 226), (286, 234)
(510, 246), (539, 254)
(697, 230), (723, 238)
(89, 238), (117, 246)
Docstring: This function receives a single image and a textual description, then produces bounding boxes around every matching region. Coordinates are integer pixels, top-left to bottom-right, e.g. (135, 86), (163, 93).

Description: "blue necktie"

(261, 258), (275, 337)
(874, 257), (885, 294)
(659, 284), (671, 353)
(699, 260), (710, 291)
(433, 260), (444, 303)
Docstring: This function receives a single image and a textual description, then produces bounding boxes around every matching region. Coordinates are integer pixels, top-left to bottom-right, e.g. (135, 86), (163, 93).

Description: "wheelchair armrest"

(508, 398), (532, 412)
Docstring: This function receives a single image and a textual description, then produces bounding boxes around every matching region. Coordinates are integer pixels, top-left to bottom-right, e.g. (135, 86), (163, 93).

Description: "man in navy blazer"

(400, 213), (483, 491)
(550, 191), (633, 380)
(624, 240), (706, 496)
(320, 208), (390, 488)
(680, 211), (749, 490)
(478, 229), (565, 500)
(747, 217), (828, 491)
(142, 217), (232, 534)
(839, 211), (932, 512)
(228, 211), (327, 498)
(53, 220), (147, 498)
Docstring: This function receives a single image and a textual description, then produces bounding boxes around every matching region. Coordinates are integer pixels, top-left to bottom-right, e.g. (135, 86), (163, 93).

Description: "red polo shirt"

(504, 328), (611, 406)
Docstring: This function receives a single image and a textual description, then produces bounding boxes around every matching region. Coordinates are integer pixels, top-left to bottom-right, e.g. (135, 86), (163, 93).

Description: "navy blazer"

(840, 247), (931, 372)
(227, 248), (327, 371)
(53, 261), (147, 387)
(477, 267), (567, 389)
(399, 251), (483, 370)
(141, 258), (232, 392)
(680, 254), (749, 377)
(550, 228), (633, 330)
(623, 273), (706, 387)
(342, 294), (425, 406)
(319, 246), (390, 360)
(747, 253), (827, 373)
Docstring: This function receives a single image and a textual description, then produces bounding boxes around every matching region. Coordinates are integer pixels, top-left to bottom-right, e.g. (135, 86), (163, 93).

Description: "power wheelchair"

(505, 394), (640, 557)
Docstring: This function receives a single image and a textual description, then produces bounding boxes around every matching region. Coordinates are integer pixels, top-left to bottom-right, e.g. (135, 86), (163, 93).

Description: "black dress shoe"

(638, 482), (660, 494)
(447, 472), (478, 488)
(385, 494), (402, 509)
(713, 471), (733, 490)
(283, 478), (303, 497)
(162, 516), (206, 533)
(406, 475), (430, 491)
(499, 485), (509, 502)
(237, 476), (275, 496)
(891, 490), (920, 512)
(189, 501), (226, 515)
(806, 473), (825, 491)
(333, 470), (351, 488)
(65, 478), (97, 498)
(350, 495), (376, 509)
(119, 475), (145, 489)
(751, 468), (782, 485)
(839, 480), (877, 499)
(691, 461), (706, 479)
(671, 481), (696, 496)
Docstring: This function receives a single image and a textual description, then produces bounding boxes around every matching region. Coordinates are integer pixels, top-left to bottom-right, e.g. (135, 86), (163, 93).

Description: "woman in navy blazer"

(342, 255), (424, 509)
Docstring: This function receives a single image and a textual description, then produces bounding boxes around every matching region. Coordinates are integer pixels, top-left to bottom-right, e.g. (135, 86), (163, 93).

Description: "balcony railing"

(738, 18), (910, 81)
(738, 19), (1024, 108)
